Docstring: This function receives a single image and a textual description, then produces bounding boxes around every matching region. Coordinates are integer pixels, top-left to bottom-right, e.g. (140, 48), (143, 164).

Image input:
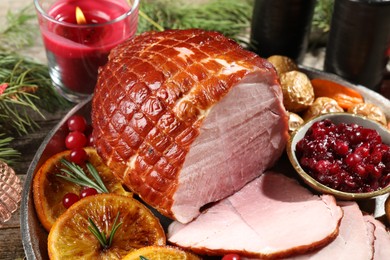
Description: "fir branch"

(0, 52), (71, 135)
(0, 134), (20, 164)
(312, 0), (334, 33)
(137, 0), (254, 44)
(0, 5), (37, 52)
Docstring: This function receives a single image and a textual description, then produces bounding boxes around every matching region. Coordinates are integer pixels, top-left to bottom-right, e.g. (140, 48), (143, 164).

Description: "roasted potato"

(348, 103), (387, 126)
(303, 97), (344, 121)
(280, 70), (314, 113)
(267, 55), (298, 77)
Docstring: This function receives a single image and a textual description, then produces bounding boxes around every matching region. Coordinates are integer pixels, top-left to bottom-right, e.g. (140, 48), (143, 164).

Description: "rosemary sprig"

(0, 134), (20, 164)
(139, 256), (149, 260)
(58, 159), (109, 194)
(88, 212), (122, 250)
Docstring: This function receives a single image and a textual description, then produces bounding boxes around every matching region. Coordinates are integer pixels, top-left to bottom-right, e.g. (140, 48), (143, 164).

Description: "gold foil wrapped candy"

(348, 103), (387, 126)
(288, 112), (304, 133)
(267, 55), (298, 77)
(303, 97), (344, 121)
(280, 70), (315, 112)
(0, 161), (22, 226)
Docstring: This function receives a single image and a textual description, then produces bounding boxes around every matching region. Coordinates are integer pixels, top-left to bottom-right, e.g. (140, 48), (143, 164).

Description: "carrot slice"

(311, 78), (364, 110)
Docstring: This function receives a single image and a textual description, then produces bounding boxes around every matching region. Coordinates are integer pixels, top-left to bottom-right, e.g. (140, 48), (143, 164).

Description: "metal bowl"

(287, 112), (390, 200)
(20, 66), (390, 259)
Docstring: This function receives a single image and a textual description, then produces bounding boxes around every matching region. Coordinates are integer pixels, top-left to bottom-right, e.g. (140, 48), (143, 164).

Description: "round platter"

(20, 66), (390, 260)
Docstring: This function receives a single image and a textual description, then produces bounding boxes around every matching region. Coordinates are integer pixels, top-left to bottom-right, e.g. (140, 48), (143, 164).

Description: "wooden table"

(1, 1), (389, 259)
(0, 1), (70, 258)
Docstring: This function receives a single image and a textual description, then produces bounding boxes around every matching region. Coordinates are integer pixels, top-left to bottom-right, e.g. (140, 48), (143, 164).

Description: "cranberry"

(65, 131), (87, 149)
(87, 133), (94, 146)
(69, 148), (88, 165)
(80, 187), (98, 198)
(345, 153), (362, 167)
(333, 140), (349, 156)
(296, 119), (390, 193)
(67, 115), (87, 132)
(222, 254), (241, 260)
(63, 193), (80, 208)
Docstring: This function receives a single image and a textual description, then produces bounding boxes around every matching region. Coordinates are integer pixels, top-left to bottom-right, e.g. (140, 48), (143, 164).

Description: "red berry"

(62, 193), (80, 208)
(296, 119), (390, 193)
(222, 254), (241, 260)
(87, 133), (94, 146)
(80, 187), (98, 198)
(67, 115), (87, 132)
(65, 131), (87, 149)
(69, 148), (88, 165)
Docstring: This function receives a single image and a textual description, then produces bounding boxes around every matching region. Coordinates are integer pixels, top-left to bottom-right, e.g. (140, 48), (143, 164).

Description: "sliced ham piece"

(92, 29), (288, 223)
(364, 215), (390, 260)
(288, 201), (374, 260)
(167, 172), (343, 258)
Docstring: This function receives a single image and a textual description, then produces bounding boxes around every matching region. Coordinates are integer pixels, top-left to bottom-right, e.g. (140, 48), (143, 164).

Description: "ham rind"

(168, 172), (343, 258)
(287, 201), (374, 260)
(364, 215), (390, 260)
(92, 29), (288, 223)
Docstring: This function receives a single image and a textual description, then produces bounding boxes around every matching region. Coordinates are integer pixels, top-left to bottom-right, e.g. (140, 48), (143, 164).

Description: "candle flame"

(75, 6), (87, 25)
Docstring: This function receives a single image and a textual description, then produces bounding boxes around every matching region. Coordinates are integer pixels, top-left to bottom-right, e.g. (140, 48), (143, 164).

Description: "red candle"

(35, 0), (139, 101)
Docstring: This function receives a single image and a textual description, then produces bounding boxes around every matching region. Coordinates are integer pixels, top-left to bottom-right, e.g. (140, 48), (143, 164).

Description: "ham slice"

(364, 215), (390, 260)
(288, 201), (374, 260)
(92, 29), (288, 223)
(167, 172), (343, 258)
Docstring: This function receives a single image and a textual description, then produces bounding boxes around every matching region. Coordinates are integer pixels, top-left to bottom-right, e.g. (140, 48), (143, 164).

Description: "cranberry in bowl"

(287, 112), (390, 200)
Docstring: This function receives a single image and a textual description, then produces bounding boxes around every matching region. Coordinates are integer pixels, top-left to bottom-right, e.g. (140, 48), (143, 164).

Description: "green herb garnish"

(58, 159), (109, 194)
(88, 212), (122, 250)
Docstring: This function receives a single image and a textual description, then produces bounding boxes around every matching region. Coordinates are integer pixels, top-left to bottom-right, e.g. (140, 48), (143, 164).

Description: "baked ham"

(363, 215), (390, 260)
(289, 201), (374, 260)
(167, 172), (343, 258)
(91, 29), (288, 223)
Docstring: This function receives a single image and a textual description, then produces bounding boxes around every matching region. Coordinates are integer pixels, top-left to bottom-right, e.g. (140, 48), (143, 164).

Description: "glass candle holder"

(34, 0), (139, 102)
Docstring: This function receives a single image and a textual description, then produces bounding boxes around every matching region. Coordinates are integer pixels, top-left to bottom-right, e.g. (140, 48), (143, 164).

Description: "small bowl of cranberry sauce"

(287, 112), (390, 200)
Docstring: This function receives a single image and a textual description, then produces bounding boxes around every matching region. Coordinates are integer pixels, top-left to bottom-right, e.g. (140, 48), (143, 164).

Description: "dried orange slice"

(48, 193), (166, 260)
(33, 147), (131, 232)
(122, 245), (201, 260)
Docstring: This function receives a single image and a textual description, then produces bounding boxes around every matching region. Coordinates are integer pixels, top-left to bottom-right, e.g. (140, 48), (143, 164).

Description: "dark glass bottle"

(250, 0), (316, 62)
(324, 0), (390, 92)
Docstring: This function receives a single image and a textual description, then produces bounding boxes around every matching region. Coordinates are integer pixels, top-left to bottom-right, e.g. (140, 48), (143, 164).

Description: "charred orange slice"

(122, 245), (201, 260)
(48, 193), (166, 260)
(33, 147), (131, 232)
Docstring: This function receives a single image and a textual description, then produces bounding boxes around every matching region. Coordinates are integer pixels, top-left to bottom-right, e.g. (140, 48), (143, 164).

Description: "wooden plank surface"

(1, 1), (388, 259)
(0, 0), (70, 257)
(1, 112), (69, 259)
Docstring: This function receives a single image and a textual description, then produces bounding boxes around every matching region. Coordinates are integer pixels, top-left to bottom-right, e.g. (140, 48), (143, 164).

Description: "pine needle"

(0, 5), (37, 52)
(137, 0), (254, 45)
(0, 134), (20, 164)
(312, 0), (334, 33)
(0, 53), (71, 135)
